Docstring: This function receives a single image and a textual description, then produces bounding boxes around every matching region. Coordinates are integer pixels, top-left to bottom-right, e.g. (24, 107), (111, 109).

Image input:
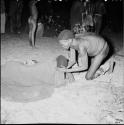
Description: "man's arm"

(64, 65), (87, 73)
(59, 50), (88, 73)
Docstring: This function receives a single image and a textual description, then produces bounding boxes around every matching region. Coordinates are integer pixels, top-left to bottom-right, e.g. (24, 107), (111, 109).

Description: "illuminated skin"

(28, 0), (38, 47)
(58, 33), (109, 80)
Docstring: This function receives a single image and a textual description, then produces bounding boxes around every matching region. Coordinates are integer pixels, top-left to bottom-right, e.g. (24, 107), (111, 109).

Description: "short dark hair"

(58, 30), (74, 41)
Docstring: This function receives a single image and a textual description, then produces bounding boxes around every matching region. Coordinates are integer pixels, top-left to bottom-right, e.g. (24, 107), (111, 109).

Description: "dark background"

(4, 0), (123, 35)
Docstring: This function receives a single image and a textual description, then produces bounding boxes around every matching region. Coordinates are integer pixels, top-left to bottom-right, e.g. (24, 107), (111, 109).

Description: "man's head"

(58, 30), (74, 50)
(59, 39), (73, 50)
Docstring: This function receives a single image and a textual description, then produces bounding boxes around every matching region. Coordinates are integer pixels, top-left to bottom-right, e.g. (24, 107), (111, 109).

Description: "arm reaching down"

(58, 51), (88, 73)
(67, 48), (76, 68)
(61, 65), (88, 73)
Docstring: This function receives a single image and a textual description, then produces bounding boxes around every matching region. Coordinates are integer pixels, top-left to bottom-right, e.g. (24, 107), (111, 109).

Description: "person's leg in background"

(16, 0), (24, 33)
(1, 13), (6, 33)
(9, 0), (17, 33)
(94, 15), (103, 34)
(1, 0), (6, 33)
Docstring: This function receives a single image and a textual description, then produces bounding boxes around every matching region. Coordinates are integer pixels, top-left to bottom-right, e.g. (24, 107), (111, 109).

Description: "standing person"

(9, 0), (23, 33)
(57, 30), (110, 80)
(9, 0), (17, 33)
(94, 0), (106, 34)
(1, 0), (6, 33)
(28, 0), (39, 47)
(70, 0), (83, 34)
(16, 0), (24, 33)
(81, 0), (94, 32)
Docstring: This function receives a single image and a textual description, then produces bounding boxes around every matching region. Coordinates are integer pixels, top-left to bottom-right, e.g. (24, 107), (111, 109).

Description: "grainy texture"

(1, 33), (124, 124)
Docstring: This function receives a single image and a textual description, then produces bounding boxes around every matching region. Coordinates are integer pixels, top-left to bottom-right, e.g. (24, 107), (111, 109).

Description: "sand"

(1, 33), (124, 124)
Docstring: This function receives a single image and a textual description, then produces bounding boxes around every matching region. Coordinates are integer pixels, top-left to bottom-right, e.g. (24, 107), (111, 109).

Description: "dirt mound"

(1, 60), (55, 102)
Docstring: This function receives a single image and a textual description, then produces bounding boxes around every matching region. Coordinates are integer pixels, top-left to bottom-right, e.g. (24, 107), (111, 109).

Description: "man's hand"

(94, 68), (105, 79)
(56, 67), (67, 72)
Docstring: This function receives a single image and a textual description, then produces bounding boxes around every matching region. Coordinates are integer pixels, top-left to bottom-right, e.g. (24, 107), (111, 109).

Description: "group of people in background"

(1, 0), (106, 48)
(27, 0), (107, 47)
(70, 0), (106, 35)
(1, 0), (106, 34)
(8, 0), (24, 33)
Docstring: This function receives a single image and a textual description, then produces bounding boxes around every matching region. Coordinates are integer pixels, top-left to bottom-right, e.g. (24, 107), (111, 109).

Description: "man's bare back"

(75, 34), (109, 79)
(75, 33), (106, 56)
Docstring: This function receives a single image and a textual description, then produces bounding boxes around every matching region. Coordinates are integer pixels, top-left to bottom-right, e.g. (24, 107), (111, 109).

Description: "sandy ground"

(1, 32), (124, 124)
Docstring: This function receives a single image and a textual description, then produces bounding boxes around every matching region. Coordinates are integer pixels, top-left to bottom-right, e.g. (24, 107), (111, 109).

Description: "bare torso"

(29, 0), (38, 20)
(59, 32), (109, 80)
(76, 34), (106, 57)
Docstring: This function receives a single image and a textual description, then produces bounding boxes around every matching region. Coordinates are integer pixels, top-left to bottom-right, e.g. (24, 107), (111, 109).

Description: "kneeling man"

(57, 30), (110, 80)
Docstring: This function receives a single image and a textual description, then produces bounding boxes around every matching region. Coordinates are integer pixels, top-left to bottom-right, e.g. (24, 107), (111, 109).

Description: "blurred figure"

(70, 0), (83, 33)
(1, 0), (6, 33)
(81, 0), (94, 32)
(94, 0), (106, 34)
(9, 0), (23, 33)
(16, 0), (24, 33)
(70, 0), (95, 34)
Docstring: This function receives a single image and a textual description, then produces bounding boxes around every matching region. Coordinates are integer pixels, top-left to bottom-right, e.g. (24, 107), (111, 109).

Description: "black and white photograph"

(1, 0), (124, 124)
